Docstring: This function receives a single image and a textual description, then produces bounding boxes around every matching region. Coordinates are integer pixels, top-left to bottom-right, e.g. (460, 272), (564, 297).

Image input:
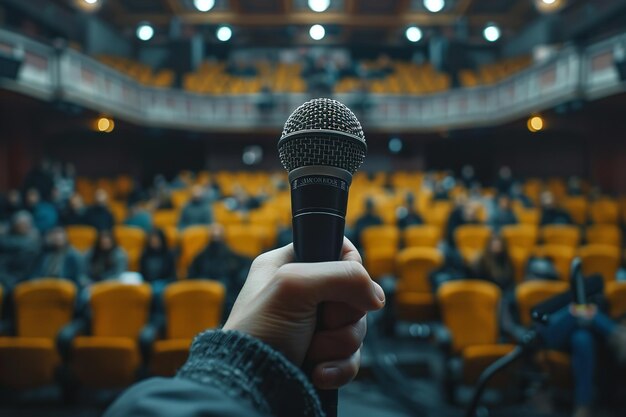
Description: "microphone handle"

(290, 167), (351, 417)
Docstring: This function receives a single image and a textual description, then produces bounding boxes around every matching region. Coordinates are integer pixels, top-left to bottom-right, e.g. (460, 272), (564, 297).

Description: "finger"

(321, 302), (365, 330)
(306, 317), (366, 363)
(252, 243), (295, 272)
(275, 261), (385, 311)
(341, 237), (362, 263)
(312, 350), (361, 390)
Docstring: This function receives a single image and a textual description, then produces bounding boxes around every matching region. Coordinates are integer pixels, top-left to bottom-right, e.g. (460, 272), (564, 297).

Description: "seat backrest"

(179, 226), (211, 277)
(164, 280), (226, 339)
(361, 225), (400, 252)
(403, 225), (441, 248)
(501, 225), (538, 251)
(532, 245), (576, 281)
(423, 201), (453, 229)
(89, 281), (151, 338)
(65, 225), (98, 252)
(224, 224), (267, 258)
(541, 225), (581, 248)
(586, 224), (622, 248)
(396, 248), (444, 293)
(590, 199), (619, 224)
(438, 280), (501, 354)
(114, 226), (147, 272)
(153, 209), (179, 229)
(515, 280), (569, 327)
(454, 225), (492, 251)
(578, 244), (620, 284)
(561, 197), (588, 225)
(605, 281), (626, 319)
(514, 208), (540, 226)
(14, 279), (76, 338)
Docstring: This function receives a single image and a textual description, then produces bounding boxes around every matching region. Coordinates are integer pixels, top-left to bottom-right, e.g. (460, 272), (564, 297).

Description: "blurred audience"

(61, 194), (88, 226)
(495, 166), (514, 195)
(540, 191), (573, 225)
(352, 198), (383, 249)
(0, 211), (41, 287)
(24, 188), (59, 233)
(125, 202), (153, 232)
(472, 234), (514, 291)
(179, 185), (212, 229)
(489, 194), (518, 231)
(446, 199), (481, 245)
(396, 193), (423, 230)
(85, 230), (128, 281)
(30, 227), (85, 286)
(0, 190), (23, 224)
(140, 229), (176, 283)
(85, 189), (115, 231)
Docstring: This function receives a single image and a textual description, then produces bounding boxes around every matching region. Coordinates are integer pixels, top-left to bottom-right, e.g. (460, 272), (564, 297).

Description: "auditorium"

(1, 0), (626, 416)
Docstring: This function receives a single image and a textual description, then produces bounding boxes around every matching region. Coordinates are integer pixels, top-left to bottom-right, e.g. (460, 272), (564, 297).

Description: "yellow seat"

(162, 226), (180, 249)
(423, 201), (453, 229)
(454, 225), (492, 264)
(109, 201), (127, 225)
(532, 245), (576, 281)
(515, 208), (540, 226)
(0, 279), (76, 389)
(171, 189), (191, 210)
(364, 247), (397, 281)
(65, 225), (98, 252)
(153, 209), (179, 229)
(178, 226), (210, 278)
(113, 226), (146, 272)
(224, 224), (267, 259)
(541, 225), (581, 248)
(586, 224), (622, 248)
(515, 280), (569, 327)
(590, 199), (619, 224)
(438, 280), (516, 385)
(150, 280), (225, 376)
(577, 245), (620, 284)
(605, 281), (626, 319)
(561, 197), (588, 226)
(501, 225), (538, 251)
(70, 282), (151, 388)
(508, 247), (532, 284)
(403, 225), (441, 248)
(361, 225), (400, 252)
(396, 248), (444, 321)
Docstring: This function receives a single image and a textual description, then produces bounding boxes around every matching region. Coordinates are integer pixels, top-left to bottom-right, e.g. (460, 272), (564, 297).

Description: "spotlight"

(216, 26), (232, 42)
(527, 115), (544, 132)
(193, 0), (215, 12)
(535, 0), (565, 13)
(309, 24), (325, 41)
(424, 0), (445, 13)
(542, 0), (556, 4)
(83, 0), (98, 4)
(483, 23), (501, 42)
(405, 26), (422, 43)
(96, 116), (115, 133)
(308, 0), (330, 12)
(136, 23), (154, 41)
(388, 137), (404, 154)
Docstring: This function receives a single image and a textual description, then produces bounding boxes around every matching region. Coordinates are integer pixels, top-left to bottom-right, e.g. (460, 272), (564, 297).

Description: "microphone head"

(278, 98), (367, 175)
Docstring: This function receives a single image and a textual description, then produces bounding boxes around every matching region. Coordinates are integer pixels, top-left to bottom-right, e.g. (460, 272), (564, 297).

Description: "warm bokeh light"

(96, 117), (114, 133)
(527, 115), (544, 132)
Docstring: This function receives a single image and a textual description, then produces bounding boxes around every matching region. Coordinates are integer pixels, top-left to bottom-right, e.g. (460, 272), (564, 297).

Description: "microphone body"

(278, 98), (367, 417)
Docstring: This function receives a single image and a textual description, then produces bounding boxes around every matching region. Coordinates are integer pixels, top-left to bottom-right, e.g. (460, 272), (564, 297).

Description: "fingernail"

(322, 366), (340, 382)
(373, 283), (385, 303)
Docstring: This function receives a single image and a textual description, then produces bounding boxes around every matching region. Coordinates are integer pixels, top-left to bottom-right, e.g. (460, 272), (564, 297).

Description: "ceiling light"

(483, 24), (501, 42)
(405, 26), (422, 43)
(542, 0), (556, 4)
(194, 0), (215, 12)
(527, 115), (544, 132)
(96, 116), (114, 133)
(136, 23), (154, 41)
(308, 0), (330, 12)
(309, 24), (325, 41)
(216, 26), (232, 42)
(83, 0), (98, 4)
(424, 0), (445, 13)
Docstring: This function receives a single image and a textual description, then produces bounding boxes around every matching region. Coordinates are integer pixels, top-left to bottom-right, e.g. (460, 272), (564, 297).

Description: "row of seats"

(459, 55), (533, 88)
(97, 55), (174, 88)
(0, 279), (224, 390)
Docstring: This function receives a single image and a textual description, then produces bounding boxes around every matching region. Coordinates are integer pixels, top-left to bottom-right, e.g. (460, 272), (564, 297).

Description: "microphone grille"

(278, 98), (367, 174)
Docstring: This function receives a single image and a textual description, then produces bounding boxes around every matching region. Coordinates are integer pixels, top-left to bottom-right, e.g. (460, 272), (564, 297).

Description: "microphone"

(278, 98), (367, 417)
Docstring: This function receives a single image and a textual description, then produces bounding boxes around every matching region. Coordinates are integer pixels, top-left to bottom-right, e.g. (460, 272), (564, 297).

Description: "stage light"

(216, 26), (232, 42)
(405, 26), (422, 43)
(96, 116), (114, 133)
(193, 0), (215, 12)
(483, 24), (501, 42)
(309, 24), (325, 41)
(424, 0), (445, 13)
(388, 137), (404, 154)
(308, 0), (330, 12)
(542, 0), (556, 4)
(535, 0), (565, 13)
(136, 23), (154, 41)
(527, 115), (544, 132)
(75, 0), (101, 11)
(83, 0), (98, 4)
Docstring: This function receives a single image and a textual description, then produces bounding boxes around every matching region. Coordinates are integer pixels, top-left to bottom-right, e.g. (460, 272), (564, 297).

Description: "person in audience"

(510, 181), (534, 208)
(489, 194), (518, 231)
(22, 159), (55, 201)
(178, 185), (212, 229)
(539, 190), (573, 225)
(459, 165), (476, 188)
(61, 194), (88, 225)
(471, 234), (514, 291)
(446, 199), (481, 245)
(0, 211), (41, 287)
(125, 202), (153, 232)
(0, 190), (23, 224)
(152, 177), (174, 209)
(30, 227), (86, 286)
(85, 189), (115, 231)
(495, 166), (514, 195)
(140, 229), (176, 284)
(351, 198), (383, 249)
(432, 181), (450, 201)
(396, 193), (423, 230)
(85, 230), (128, 281)
(567, 176), (584, 196)
(24, 187), (59, 233)
(225, 186), (261, 213)
(188, 223), (251, 312)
